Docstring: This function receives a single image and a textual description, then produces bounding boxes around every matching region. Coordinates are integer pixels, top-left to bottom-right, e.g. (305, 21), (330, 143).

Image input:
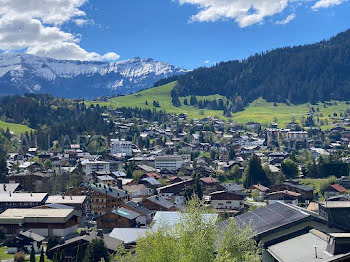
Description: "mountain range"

(0, 53), (187, 99)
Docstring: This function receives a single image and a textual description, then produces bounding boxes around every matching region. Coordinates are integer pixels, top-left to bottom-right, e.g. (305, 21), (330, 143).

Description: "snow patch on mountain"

(0, 53), (186, 98)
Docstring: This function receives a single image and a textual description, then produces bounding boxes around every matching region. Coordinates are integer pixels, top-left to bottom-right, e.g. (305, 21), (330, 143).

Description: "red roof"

(200, 177), (219, 184)
(251, 184), (269, 192)
(329, 184), (347, 193)
(145, 173), (161, 179)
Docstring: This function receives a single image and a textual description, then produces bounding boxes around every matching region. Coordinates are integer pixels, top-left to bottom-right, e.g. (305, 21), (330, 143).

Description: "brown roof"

(326, 184), (347, 193)
(200, 177), (219, 184)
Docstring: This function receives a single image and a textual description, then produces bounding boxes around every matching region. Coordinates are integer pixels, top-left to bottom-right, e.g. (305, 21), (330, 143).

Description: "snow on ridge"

(0, 53), (186, 80)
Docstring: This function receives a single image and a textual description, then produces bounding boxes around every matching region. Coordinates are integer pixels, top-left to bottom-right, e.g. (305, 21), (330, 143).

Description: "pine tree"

(39, 248), (45, 262)
(76, 245), (83, 262)
(30, 246), (36, 262)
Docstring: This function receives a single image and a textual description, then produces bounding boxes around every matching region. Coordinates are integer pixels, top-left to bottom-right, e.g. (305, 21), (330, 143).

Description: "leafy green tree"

(83, 239), (110, 262)
(281, 159), (298, 179)
(44, 159), (53, 170)
(114, 196), (260, 262)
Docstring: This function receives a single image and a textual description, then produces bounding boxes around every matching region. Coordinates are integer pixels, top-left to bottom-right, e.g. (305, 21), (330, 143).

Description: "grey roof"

(90, 183), (128, 198)
(282, 182), (313, 192)
(125, 201), (154, 216)
(152, 211), (218, 231)
(234, 202), (310, 237)
(46, 195), (86, 204)
(109, 228), (149, 244)
(112, 171), (127, 177)
(268, 230), (332, 262)
(49, 231), (123, 252)
(0, 193), (48, 203)
(0, 183), (20, 193)
(140, 177), (161, 186)
(147, 195), (174, 209)
(20, 230), (45, 242)
(40, 203), (74, 209)
(114, 207), (140, 220)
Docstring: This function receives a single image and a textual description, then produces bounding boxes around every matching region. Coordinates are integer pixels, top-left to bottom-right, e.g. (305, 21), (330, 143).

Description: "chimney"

(3, 184), (6, 191)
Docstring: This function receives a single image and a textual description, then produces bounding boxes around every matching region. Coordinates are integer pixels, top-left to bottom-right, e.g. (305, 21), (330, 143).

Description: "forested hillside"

(169, 29), (350, 112)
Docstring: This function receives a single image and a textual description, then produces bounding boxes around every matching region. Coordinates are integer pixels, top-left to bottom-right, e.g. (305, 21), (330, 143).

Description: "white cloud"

(0, 0), (120, 61)
(312, 0), (344, 9)
(177, 0), (291, 27)
(204, 60), (210, 64)
(276, 13), (296, 24)
(177, 0), (347, 27)
(74, 18), (95, 27)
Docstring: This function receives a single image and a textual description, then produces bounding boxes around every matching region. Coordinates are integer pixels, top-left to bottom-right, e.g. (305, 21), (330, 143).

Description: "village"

(1, 109), (350, 262)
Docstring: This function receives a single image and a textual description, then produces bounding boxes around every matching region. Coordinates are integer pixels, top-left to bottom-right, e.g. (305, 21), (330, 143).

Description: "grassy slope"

(93, 82), (228, 119)
(89, 81), (350, 129)
(0, 120), (33, 134)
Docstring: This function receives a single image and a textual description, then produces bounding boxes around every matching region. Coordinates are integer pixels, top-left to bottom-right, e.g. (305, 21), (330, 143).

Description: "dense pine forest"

(165, 29), (350, 112)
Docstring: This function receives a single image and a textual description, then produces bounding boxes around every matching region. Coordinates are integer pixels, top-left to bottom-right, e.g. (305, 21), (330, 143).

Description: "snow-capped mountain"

(0, 53), (187, 99)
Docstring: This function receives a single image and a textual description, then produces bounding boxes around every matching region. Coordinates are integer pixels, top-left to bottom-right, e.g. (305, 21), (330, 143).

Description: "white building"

(209, 191), (244, 210)
(155, 155), (184, 171)
(83, 161), (110, 175)
(110, 139), (132, 157)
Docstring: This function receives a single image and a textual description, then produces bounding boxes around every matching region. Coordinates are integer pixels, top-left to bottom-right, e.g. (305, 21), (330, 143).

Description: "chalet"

(8, 172), (52, 192)
(200, 177), (222, 194)
(96, 207), (141, 229)
(266, 190), (301, 205)
(123, 184), (153, 198)
(142, 195), (177, 211)
(47, 231), (123, 260)
(156, 179), (194, 198)
(68, 183), (128, 217)
(0, 208), (81, 237)
(6, 230), (45, 254)
(324, 184), (347, 199)
(97, 175), (116, 186)
(249, 184), (270, 200)
(271, 182), (314, 201)
(209, 191), (244, 210)
(139, 177), (161, 188)
(123, 201), (154, 224)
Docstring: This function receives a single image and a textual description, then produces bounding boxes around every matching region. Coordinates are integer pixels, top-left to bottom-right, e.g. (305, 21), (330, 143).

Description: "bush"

(14, 252), (25, 262)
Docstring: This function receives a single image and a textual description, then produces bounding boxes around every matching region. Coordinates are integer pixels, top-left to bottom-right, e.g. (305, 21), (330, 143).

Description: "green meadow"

(0, 120), (33, 135)
(88, 81), (350, 129)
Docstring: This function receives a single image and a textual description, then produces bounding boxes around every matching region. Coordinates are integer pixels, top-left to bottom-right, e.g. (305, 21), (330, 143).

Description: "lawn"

(0, 246), (52, 262)
(86, 81), (350, 130)
(0, 120), (33, 135)
(0, 246), (13, 260)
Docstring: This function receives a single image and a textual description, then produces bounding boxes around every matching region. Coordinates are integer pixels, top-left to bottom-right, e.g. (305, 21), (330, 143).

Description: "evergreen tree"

(83, 239), (110, 262)
(30, 246), (35, 262)
(76, 244), (83, 262)
(39, 248), (45, 262)
(243, 155), (269, 188)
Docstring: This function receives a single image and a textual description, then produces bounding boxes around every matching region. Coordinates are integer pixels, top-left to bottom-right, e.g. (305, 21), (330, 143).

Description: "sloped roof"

(234, 202), (310, 237)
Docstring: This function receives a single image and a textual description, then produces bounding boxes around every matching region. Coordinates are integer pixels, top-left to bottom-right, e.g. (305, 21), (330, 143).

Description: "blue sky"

(0, 0), (349, 69)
